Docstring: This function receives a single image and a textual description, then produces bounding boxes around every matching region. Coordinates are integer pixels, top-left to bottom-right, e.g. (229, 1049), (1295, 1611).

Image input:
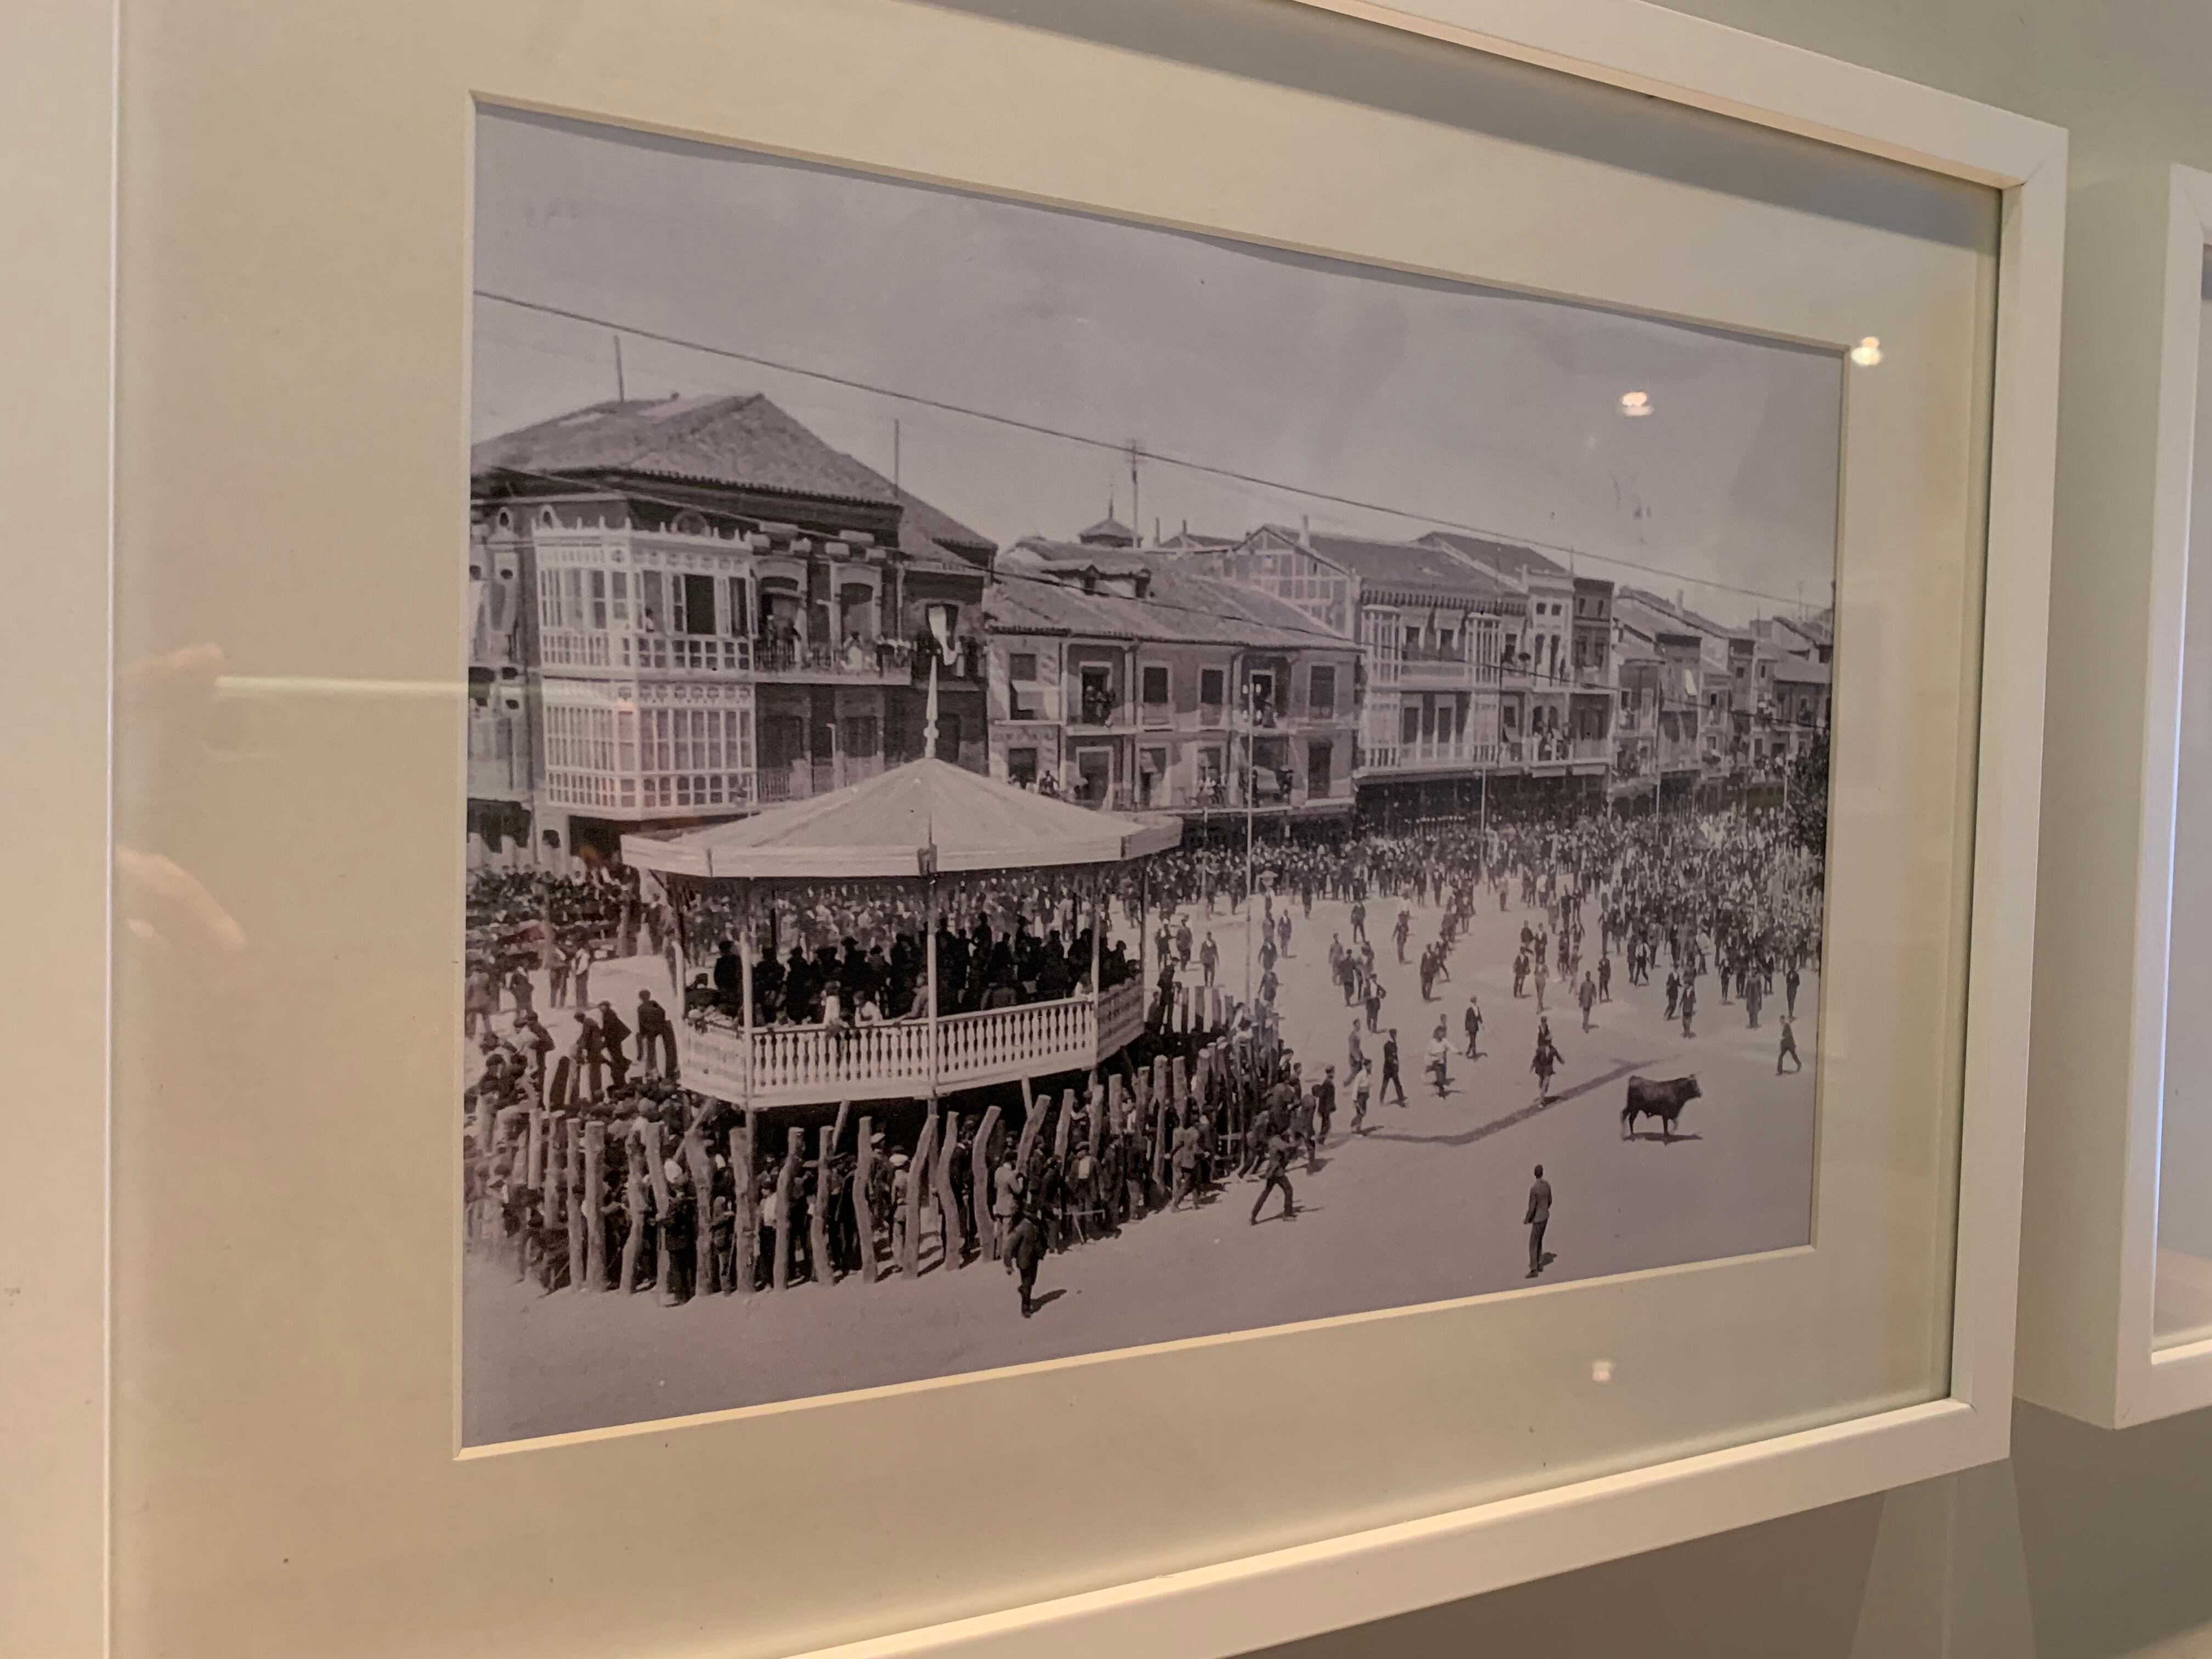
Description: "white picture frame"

(2016, 164), (2212, 1431)
(6, 2), (2065, 1656)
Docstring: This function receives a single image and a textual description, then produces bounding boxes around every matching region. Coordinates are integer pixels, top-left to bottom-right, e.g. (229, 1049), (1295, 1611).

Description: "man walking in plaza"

(1009, 1209), (1046, 1317)
(1776, 1014), (1803, 1074)
(1525, 1164), (1553, 1279)
(1249, 1131), (1297, 1224)
(1380, 1028), (1407, 1107)
(1577, 971), (1597, 1033)
(1463, 994), (1483, 1060)
(1200, 930), (1218, 988)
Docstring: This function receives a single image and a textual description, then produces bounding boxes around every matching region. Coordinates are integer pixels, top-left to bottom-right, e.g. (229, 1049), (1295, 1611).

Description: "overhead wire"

(475, 289), (1820, 615)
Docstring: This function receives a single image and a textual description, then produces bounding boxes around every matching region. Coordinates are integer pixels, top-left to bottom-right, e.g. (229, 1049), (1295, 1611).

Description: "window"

(1009, 652), (1037, 682)
(1200, 668), (1224, 706)
(842, 716), (879, 759)
(1309, 665), (1335, 716)
(610, 571), (630, 627)
(1008, 747), (1039, 786)
(1401, 703), (1420, 743)
(639, 571), (665, 633)
(589, 570), (608, 630)
(1142, 665), (1169, 704)
(681, 572), (718, 636)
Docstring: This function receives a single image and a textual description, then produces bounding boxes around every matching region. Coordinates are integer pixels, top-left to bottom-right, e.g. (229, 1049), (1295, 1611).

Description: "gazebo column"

(737, 884), (756, 1105)
(1088, 866), (1105, 1094)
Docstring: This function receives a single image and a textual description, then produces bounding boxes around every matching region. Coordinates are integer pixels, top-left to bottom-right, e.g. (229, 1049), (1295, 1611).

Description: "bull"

(1621, 1074), (1701, 1142)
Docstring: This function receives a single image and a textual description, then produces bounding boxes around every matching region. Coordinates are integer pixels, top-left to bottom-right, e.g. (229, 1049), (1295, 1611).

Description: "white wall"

(1250, 1), (2212, 1654)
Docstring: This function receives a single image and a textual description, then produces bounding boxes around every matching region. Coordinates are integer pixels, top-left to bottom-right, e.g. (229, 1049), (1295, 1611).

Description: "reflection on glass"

(2155, 255), (2212, 1348)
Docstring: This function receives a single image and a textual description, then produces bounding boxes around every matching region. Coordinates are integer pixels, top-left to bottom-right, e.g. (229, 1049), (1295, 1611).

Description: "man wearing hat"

(634, 988), (675, 1080)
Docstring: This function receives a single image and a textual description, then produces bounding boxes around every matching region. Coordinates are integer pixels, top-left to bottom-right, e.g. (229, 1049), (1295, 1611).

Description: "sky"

(472, 109), (1844, 627)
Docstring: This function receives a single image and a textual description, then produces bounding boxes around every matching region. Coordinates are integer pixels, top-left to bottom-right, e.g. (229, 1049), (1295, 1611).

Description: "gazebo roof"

(621, 758), (1182, 880)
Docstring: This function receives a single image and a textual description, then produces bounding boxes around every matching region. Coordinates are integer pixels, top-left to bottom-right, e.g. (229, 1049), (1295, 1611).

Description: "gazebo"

(621, 754), (1181, 1113)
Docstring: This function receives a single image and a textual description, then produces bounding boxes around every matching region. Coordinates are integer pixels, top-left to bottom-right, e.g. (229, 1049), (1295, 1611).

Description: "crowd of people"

(462, 792), (1825, 1313)
(465, 992), (1356, 1313)
(675, 881), (1139, 1032)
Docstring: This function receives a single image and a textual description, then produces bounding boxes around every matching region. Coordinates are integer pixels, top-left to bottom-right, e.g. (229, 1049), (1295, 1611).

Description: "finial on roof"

(923, 656), (940, 755)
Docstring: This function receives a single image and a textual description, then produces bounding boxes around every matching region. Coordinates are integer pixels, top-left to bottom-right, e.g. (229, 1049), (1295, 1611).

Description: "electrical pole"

(613, 332), (627, 402)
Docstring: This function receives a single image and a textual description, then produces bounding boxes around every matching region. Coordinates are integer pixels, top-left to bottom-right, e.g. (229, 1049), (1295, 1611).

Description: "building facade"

(981, 545), (1361, 826)
(467, 393), (992, 867)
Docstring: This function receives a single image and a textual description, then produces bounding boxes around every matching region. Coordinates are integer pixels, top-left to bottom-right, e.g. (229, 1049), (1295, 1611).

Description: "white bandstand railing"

(678, 978), (1157, 1108)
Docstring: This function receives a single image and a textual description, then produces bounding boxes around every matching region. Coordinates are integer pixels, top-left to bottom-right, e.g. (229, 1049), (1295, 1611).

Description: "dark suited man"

(1525, 1164), (1553, 1279)
(598, 1000), (633, 1090)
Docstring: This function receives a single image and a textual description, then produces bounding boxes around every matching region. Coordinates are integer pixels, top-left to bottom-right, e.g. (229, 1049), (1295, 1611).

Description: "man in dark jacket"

(1525, 1164), (1553, 1278)
(1009, 1210), (1046, 1317)
(597, 1000), (633, 1089)
(634, 989), (675, 1080)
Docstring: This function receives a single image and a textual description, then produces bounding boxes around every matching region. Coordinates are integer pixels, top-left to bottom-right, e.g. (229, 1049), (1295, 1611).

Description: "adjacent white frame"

(9, 1), (2066, 1655)
(794, 0), (2067, 1650)
(2016, 165), (2212, 1430)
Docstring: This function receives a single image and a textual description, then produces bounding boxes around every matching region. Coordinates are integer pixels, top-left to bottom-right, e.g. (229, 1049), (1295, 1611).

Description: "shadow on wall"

(1242, 1401), (2212, 1659)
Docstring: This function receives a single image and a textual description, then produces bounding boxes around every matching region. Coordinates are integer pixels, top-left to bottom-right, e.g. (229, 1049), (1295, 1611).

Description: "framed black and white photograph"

(462, 108), (1848, 1443)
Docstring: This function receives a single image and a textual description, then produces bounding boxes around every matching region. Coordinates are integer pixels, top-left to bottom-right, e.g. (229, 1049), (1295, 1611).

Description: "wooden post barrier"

(566, 1122), (587, 1291)
(901, 1108), (936, 1281)
(681, 1116), (716, 1296)
(617, 1126), (646, 1295)
(1107, 1073), (1125, 1136)
(773, 1127), (799, 1291)
(1150, 1093), (1169, 1200)
(972, 1104), (1002, 1261)
(1014, 1082), (1048, 1175)
(731, 1113), (758, 1296)
(811, 1125), (834, 1286)
(1087, 1086), (1104, 1158)
(1053, 1090), (1075, 1161)
(644, 1118), (675, 1305)
(582, 1120), (605, 1291)
(933, 1110), (964, 1267)
(855, 1115), (878, 1284)
(832, 1099), (852, 1152)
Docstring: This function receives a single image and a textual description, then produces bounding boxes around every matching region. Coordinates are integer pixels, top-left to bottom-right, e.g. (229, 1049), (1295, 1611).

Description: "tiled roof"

(1279, 528), (1515, 602)
(1417, 529), (1570, 583)
(1077, 513), (1138, 546)
(1620, 586), (1741, 640)
(472, 392), (996, 560)
(984, 571), (1339, 652)
(1002, 538), (1155, 579)
(1773, 656), (1830, 684)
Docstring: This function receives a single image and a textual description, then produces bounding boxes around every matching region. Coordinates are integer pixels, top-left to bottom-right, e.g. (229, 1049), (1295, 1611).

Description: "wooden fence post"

(565, 1121), (587, 1291)
(1054, 1090), (1075, 1161)
(643, 1118), (674, 1305)
(1014, 1084), (1048, 1173)
(617, 1127), (646, 1295)
(682, 1116), (717, 1297)
(582, 1120), (605, 1291)
(731, 1113), (757, 1296)
(771, 1127), (797, 1291)
(811, 1125), (834, 1286)
(855, 1115), (878, 1284)
(934, 1110), (964, 1267)
(901, 1108), (936, 1281)
(1150, 1096), (1169, 1201)
(972, 1104), (1002, 1261)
